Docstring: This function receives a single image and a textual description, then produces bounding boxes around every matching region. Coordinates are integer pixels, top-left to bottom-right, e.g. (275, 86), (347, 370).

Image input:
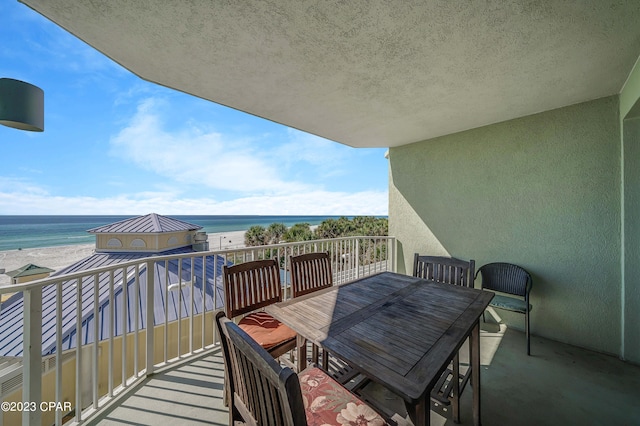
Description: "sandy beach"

(0, 230), (247, 286)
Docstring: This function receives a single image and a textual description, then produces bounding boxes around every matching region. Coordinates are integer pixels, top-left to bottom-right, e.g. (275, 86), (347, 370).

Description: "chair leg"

(452, 352), (460, 423)
(297, 335), (308, 371)
(468, 338), (473, 387)
(526, 309), (531, 356)
(223, 371), (229, 407)
(321, 348), (329, 371)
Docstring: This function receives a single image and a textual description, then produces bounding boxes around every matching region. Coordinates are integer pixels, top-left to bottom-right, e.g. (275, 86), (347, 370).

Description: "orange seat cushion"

(238, 311), (297, 350)
(300, 367), (388, 426)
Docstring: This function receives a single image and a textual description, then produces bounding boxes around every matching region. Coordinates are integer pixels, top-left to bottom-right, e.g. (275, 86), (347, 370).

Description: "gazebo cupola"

(87, 213), (205, 253)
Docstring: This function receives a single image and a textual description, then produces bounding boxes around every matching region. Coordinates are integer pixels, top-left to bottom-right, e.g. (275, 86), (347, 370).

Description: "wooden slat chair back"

(215, 311), (389, 426)
(412, 253), (476, 423)
(476, 262), (533, 355)
(413, 254), (475, 287)
(289, 252), (334, 371)
(222, 259), (296, 360)
(290, 252), (333, 298)
(223, 259), (283, 319)
(215, 312), (305, 426)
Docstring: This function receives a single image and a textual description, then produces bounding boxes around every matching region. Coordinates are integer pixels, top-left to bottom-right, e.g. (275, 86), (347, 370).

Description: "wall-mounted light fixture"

(0, 78), (44, 132)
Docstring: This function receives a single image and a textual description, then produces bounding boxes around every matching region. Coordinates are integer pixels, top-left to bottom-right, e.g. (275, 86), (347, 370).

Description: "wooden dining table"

(266, 271), (494, 426)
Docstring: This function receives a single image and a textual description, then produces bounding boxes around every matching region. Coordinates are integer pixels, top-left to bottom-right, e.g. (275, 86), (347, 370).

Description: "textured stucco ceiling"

(20, 1), (640, 148)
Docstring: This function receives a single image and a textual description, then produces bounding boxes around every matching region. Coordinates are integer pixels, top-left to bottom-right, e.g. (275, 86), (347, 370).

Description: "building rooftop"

(0, 214), (221, 357)
(87, 213), (202, 234)
(0, 247), (226, 357)
(5, 263), (55, 278)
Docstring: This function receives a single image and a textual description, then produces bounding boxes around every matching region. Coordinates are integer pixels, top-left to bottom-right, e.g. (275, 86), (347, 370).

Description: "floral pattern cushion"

(299, 367), (388, 426)
(238, 311), (297, 349)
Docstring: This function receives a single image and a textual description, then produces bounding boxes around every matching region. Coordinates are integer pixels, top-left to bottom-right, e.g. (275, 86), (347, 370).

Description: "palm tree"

(244, 225), (266, 246)
(336, 216), (355, 235)
(360, 217), (388, 236)
(314, 218), (340, 239)
(284, 223), (314, 242)
(265, 222), (287, 244)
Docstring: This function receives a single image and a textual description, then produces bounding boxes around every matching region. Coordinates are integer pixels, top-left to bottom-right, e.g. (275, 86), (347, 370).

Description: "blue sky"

(0, 2), (388, 216)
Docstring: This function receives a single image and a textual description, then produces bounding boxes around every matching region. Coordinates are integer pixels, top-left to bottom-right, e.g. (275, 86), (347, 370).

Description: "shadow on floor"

(89, 352), (228, 426)
(361, 321), (640, 426)
(89, 322), (640, 426)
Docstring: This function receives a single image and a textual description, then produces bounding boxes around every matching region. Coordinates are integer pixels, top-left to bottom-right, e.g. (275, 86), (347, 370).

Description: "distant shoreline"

(0, 214), (356, 251)
(0, 230), (247, 286)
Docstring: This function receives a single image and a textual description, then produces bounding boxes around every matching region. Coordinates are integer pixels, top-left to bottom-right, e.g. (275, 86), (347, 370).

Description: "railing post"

(23, 287), (42, 426)
(392, 237), (397, 272)
(389, 237), (395, 272)
(355, 238), (360, 280)
(284, 252), (291, 300)
(146, 260), (155, 375)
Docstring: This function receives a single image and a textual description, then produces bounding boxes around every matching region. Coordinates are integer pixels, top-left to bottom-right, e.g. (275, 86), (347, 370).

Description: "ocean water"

(0, 215), (347, 251)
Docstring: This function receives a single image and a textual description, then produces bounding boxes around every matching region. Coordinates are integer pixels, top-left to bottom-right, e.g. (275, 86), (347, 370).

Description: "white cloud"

(0, 185), (388, 216)
(0, 177), (49, 196)
(1, 99), (389, 216)
(110, 98), (311, 194)
(208, 190), (388, 215)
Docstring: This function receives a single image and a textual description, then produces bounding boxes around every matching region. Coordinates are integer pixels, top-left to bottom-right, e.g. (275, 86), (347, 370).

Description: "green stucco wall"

(389, 96), (622, 356)
(623, 117), (640, 363)
(621, 56), (640, 364)
(621, 57), (640, 119)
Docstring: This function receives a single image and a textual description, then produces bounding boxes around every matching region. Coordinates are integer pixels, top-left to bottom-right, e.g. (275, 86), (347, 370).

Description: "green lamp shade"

(0, 78), (44, 132)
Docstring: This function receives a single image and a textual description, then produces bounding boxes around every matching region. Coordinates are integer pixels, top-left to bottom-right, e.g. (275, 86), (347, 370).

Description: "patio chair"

(413, 253), (475, 287)
(222, 259), (297, 360)
(215, 311), (390, 426)
(476, 262), (533, 355)
(290, 252), (334, 298)
(290, 252), (335, 373)
(413, 253), (476, 422)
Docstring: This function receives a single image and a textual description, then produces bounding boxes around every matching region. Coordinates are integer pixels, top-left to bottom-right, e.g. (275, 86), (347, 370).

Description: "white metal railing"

(0, 235), (395, 426)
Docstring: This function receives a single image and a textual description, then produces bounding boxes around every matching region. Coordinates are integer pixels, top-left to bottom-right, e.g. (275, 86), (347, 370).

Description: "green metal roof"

(5, 263), (55, 278)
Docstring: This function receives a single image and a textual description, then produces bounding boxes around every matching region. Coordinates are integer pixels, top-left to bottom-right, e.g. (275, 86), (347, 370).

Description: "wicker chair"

(215, 311), (389, 426)
(413, 253), (476, 423)
(476, 262), (533, 355)
(222, 259), (296, 359)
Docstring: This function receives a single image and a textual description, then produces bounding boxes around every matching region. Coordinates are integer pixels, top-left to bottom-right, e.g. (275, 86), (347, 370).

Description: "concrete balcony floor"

(88, 321), (640, 426)
(88, 351), (227, 426)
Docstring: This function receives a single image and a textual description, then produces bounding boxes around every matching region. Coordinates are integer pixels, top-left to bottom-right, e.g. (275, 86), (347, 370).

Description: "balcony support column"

(23, 287), (42, 426)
